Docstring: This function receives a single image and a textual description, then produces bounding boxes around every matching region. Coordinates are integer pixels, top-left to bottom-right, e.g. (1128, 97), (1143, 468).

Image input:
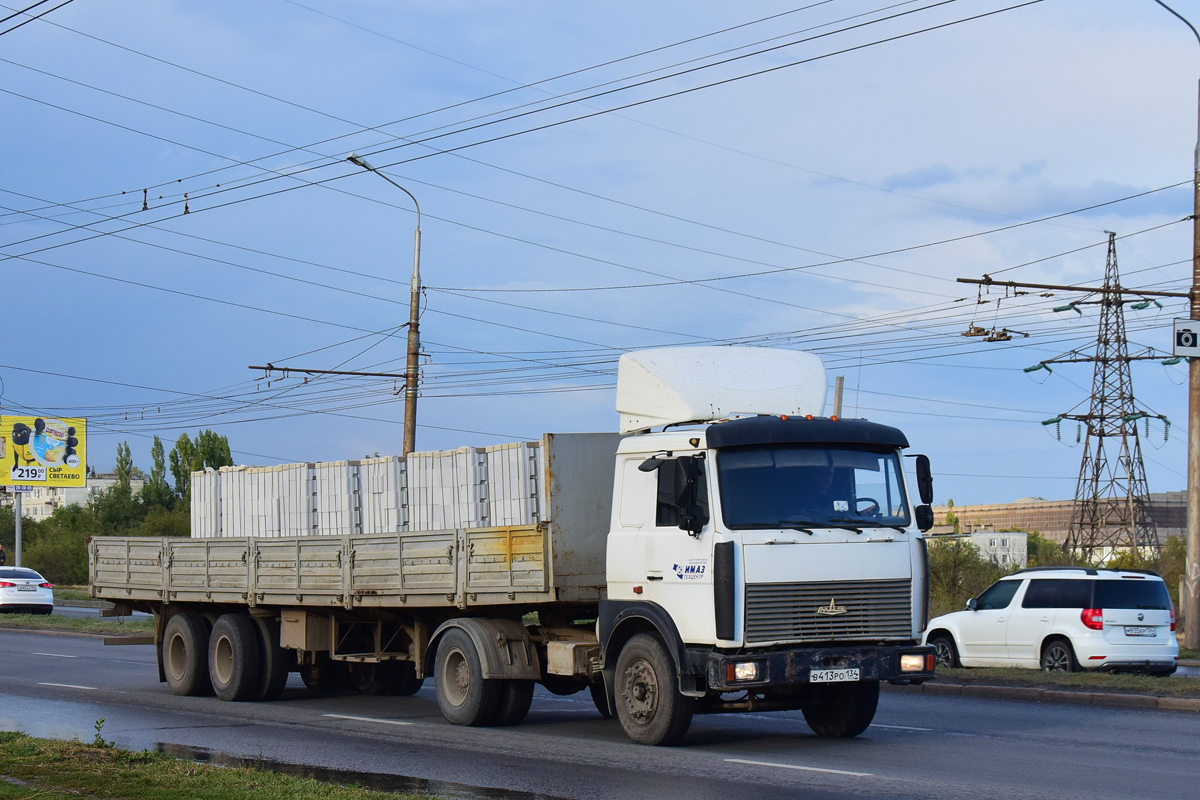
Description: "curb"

(884, 681), (1200, 711)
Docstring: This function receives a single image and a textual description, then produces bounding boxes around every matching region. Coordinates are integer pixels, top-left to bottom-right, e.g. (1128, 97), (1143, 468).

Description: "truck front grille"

(745, 579), (912, 645)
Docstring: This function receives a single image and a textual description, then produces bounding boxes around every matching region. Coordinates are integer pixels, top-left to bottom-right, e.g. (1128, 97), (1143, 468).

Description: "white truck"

(90, 347), (937, 746)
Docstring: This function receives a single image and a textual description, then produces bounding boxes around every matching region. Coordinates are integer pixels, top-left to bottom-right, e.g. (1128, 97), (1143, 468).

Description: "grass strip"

(51, 589), (93, 602)
(0, 731), (431, 799)
(0, 613), (153, 636)
(933, 666), (1200, 697)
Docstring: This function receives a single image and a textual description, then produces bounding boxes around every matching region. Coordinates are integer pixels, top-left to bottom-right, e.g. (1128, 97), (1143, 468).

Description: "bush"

(927, 537), (1010, 618)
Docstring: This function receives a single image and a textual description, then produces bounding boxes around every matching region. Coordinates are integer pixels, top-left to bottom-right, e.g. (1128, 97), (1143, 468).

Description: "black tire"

(386, 661), (425, 696)
(495, 680), (535, 726)
(208, 614), (262, 702)
(590, 680), (613, 719)
(801, 680), (879, 738)
(1041, 638), (1077, 673)
(162, 612), (213, 697)
(541, 675), (586, 696)
(435, 628), (503, 726)
(251, 616), (290, 701)
(298, 654), (343, 695)
(613, 633), (693, 746)
(930, 634), (960, 669)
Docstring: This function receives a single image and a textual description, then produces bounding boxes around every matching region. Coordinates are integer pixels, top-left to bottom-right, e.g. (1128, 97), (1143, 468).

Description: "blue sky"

(0, 0), (1195, 506)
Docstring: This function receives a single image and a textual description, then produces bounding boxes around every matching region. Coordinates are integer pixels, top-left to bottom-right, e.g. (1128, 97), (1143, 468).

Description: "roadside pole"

(1187, 74), (1200, 648)
(14, 492), (21, 567)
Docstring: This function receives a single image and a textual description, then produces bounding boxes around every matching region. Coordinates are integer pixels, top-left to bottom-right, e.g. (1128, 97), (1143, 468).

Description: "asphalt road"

(0, 629), (1196, 800)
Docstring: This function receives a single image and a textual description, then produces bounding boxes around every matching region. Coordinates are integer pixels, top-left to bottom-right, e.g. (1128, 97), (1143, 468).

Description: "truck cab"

(597, 347), (936, 744)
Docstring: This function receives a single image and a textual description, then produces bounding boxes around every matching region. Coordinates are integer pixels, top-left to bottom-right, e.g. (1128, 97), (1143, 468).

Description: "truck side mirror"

(673, 456), (708, 535)
(915, 504), (934, 532)
(914, 454), (933, 505)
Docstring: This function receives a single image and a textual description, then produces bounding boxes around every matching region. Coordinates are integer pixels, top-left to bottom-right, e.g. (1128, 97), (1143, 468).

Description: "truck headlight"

(900, 654), (928, 673)
(726, 661), (761, 682)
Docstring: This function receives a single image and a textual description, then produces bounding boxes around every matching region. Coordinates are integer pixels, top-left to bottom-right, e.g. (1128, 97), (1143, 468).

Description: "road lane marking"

(725, 758), (874, 777)
(322, 714), (414, 726)
(31, 653), (77, 659)
(871, 723), (934, 731)
(37, 682), (96, 690)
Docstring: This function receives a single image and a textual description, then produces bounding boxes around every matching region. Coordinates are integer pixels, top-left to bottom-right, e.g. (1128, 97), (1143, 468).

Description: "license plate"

(1124, 626), (1155, 637)
(16, 586), (35, 592)
(810, 668), (860, 683)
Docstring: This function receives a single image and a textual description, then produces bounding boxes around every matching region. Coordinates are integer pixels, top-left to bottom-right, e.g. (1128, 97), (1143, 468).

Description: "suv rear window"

(1095, 579), (1171, 610)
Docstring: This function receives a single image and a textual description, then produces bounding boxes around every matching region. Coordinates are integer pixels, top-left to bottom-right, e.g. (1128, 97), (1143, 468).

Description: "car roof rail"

(1110, 568), (1162, 578)
(1010, 566), (1098, 576)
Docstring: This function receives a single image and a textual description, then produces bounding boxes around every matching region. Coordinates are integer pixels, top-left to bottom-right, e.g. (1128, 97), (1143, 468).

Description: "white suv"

(923, 567), (1178, 675)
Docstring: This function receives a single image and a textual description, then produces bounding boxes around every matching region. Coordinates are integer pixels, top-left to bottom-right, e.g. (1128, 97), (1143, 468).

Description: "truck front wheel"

(208, 614), (262, 702)
(435, 628), (502, 726)
(614, 633), (693, 746)
(162, 612), (212, 697)
(800, 680), (879, 737)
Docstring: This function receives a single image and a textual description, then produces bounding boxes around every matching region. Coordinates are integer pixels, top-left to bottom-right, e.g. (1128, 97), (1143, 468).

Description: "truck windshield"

(716, 444), (910, 530)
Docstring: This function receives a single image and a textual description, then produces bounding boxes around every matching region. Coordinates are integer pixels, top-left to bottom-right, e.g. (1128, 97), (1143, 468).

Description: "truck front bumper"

(702, 644), (936, 692)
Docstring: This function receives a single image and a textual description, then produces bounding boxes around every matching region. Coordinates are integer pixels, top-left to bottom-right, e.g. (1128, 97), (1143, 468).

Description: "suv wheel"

(929, 634), (959, 668)
(1041, 639), (1077, 673)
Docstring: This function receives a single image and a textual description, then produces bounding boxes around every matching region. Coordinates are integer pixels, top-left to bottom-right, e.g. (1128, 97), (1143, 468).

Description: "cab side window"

(655, 460), (709, 528)
(976, 580), (1020, 610)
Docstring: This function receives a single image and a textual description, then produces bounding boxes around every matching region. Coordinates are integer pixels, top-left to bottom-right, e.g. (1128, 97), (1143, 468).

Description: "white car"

(923, 567), (1178, 675)
(0, 567), (54, 615)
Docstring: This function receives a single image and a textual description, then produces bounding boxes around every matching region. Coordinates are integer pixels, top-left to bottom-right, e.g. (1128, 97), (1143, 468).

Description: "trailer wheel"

(800, 680), (879, 737)
(435, 628), (502, 726)
(614, 633), (693, 746)
(251, 616), (290, 701)
(162, 612), (213, 697)
(385, 661), (424, 696)
(298, 654), (343, 695)
(494, 681), (535, 726)
(208, 614), (262, 702)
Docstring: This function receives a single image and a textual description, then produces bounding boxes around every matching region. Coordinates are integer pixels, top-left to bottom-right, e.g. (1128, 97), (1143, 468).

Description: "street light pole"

(347, 153), (422, 456)
(1151, 0), (1200, 646)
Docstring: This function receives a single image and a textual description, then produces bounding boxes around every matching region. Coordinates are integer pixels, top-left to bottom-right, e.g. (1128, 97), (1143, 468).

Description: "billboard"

(0, 416), (86, 488)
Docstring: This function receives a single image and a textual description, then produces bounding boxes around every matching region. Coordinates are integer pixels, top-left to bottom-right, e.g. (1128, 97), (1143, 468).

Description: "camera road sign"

(1175, 318), (1200, 357)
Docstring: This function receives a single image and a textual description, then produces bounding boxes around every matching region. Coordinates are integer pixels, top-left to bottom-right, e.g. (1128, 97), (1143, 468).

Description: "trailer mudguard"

(427, 618), (541, 680)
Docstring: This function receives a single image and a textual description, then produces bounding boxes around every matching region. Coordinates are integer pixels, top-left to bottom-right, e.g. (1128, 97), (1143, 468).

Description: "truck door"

(642, 458), (714, 645)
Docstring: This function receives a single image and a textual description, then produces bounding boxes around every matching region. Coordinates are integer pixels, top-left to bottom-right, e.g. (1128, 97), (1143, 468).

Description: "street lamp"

(346, 152), (422, 456)
(1150, 0), (1200, 646)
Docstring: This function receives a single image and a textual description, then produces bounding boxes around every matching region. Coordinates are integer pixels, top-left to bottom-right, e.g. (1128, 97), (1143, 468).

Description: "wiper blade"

(820, 518), (864, 533)
(776, 520), (815, 535)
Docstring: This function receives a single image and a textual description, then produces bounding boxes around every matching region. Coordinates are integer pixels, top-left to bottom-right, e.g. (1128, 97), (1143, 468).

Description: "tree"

(169, 430), (234, 506)
(1026, 531), (1085, 568)
(944, 498), (961, 535)
(139, 436), (174, 511)
(168, 433), (197, 501)
(114, 442), (134, 488)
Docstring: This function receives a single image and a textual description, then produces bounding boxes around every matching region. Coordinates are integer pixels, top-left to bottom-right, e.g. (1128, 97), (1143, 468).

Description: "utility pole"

(1150, 0), (1200, 647)
(346, 153), (422, 456)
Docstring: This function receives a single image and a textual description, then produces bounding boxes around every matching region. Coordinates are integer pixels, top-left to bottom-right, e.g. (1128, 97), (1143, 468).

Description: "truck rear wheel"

(800, 680), (879, 737)
(614, 633), (693, 746)
(162, 612), (213, 697)
(495, 681), (534, 726)
(435, 628), (502, 726)
(298, 653), (343, 695)
(208, 614), (262, 702)
(251, 616), (290, 701)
